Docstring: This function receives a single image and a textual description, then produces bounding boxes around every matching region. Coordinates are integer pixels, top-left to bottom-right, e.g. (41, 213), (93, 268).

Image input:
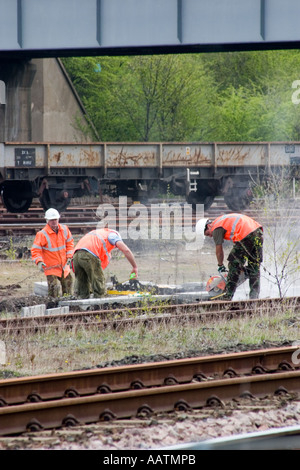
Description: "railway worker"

(72, 228), (138, 299)
(31, 208), (74, 298)
(197, 213), (263, 300)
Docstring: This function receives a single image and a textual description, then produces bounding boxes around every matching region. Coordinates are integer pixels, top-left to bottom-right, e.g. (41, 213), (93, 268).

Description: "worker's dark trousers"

(73, 249), (106, 299)
(225, 229), (263, 300)
(46, 273), (73, 298)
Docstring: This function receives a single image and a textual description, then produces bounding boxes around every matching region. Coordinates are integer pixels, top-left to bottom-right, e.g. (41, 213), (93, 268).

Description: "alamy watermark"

(292, 340), (300, 365)
(95, 196), (205, 250)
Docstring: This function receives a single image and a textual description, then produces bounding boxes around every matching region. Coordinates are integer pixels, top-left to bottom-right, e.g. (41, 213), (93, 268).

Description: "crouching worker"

(31, 208), (74, 298)
(73, 228), (138, 299)
(197, 213), (263, 300)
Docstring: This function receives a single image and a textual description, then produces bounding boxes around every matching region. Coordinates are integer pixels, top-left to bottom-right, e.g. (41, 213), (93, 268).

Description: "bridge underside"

(1, 0), (300, 60)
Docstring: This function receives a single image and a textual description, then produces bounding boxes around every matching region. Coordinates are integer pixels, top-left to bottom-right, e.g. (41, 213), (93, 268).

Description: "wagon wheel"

(224, 192), (252, 212)
(39, 188), (70, 213)
(187, 192), (215, 210)
(1, 181), (32, 213)
(223, 177), (253, 211)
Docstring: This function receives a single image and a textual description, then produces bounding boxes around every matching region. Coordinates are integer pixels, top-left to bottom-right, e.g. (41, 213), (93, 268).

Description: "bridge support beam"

(0, 61), (36, 141)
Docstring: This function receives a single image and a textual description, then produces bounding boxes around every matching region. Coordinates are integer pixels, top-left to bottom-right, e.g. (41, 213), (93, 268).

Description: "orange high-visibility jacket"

(74, 228), (118, 269)
(211, 214), (262, 243)
(31, 223), (74, 277)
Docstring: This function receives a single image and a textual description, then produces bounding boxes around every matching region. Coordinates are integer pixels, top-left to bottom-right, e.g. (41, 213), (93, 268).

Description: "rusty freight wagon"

(0, 141), (299, 213)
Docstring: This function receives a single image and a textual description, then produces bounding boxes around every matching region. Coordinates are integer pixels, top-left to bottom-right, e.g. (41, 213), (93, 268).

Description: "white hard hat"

(45, 208), (60, 220)
(196, 218), (211, 238)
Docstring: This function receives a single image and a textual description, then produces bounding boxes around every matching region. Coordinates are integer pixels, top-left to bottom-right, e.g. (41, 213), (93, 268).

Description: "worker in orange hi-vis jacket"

(73, 228), (138, 299)
(197, 213), (263, 300)
(31, 208), (74, 298)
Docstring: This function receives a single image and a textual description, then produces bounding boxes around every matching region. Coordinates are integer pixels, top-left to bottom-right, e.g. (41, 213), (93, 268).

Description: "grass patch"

(1, 306), (299, 377)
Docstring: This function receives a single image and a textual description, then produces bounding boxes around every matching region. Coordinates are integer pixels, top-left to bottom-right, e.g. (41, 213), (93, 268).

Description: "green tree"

(201, 49), (300, 142)
(63, 55), (213, 141)
(62, 50), (300, 143)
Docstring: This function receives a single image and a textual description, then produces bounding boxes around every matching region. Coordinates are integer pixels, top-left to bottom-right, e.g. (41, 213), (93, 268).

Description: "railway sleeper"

(136, 404), (154, 418)
(223, 367), (239, 378)
(174, 399), (192, 412)
(278, 361), (295, 371)
(27, 392), (43, 403)
(192, 372), (209, 382)
(62, 414), (80, 427)
(206, 395), (225, 408)
(164, 375), (179, 386)
(130, 380), (145, 390)
(99, 409), (117, 421)
(64, 387), (81, 398)
(26, 418), (44, 433)
(97, 383), (112, 394)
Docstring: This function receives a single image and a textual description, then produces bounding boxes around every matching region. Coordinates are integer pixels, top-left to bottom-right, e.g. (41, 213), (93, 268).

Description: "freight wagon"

(0, 141), (299, 213)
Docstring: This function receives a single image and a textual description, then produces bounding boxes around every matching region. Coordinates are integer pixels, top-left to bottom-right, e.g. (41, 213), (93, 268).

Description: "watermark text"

(96, 196), (205, 250)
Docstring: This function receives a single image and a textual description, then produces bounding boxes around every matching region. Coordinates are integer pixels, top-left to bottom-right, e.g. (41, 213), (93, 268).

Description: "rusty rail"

(0, 346), (299, 435)
(0, 366), (300, 436)
(0, 198), (296, 236)
(1, 296), (300, 334)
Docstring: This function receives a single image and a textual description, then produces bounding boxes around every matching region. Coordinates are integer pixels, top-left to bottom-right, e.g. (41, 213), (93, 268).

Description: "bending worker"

(72, 228), (138, 299)
(31, 208), (74, 298)
(197, 213), (263, 300)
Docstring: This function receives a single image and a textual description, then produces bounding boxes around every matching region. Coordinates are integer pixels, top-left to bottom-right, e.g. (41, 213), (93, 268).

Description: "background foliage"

(62, 50), (300, 142)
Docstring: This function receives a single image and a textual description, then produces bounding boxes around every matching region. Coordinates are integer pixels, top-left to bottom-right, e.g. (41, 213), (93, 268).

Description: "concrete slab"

(21, 304), (70, 317)
(34, 281), (48, 296)
(59, 291), (211, 311)
(45, 306), (69, 316)
(21, 304), (46, 317)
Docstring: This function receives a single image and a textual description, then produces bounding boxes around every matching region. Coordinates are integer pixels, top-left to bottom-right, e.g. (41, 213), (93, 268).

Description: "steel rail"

(0, 346), (298, 407)
(0, 307), (296, 335)
(0, 368), (300, 436)
(0, 199), (296, 235)
(0, 295), (299, 334)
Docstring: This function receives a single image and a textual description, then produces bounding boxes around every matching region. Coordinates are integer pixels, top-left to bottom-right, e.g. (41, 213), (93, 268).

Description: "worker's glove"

(218, 264), (227, 274)
(67, 258), (72, 268)
(37, 262), (46, 272)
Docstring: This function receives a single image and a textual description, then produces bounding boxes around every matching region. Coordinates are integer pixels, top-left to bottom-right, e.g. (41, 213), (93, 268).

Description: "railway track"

(0, 200), (299, 447)
(0, 346), (299, 436)
(0, 207), (214, 237)
(0, 197), (296, 236)
(1, 295), (299, 334)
